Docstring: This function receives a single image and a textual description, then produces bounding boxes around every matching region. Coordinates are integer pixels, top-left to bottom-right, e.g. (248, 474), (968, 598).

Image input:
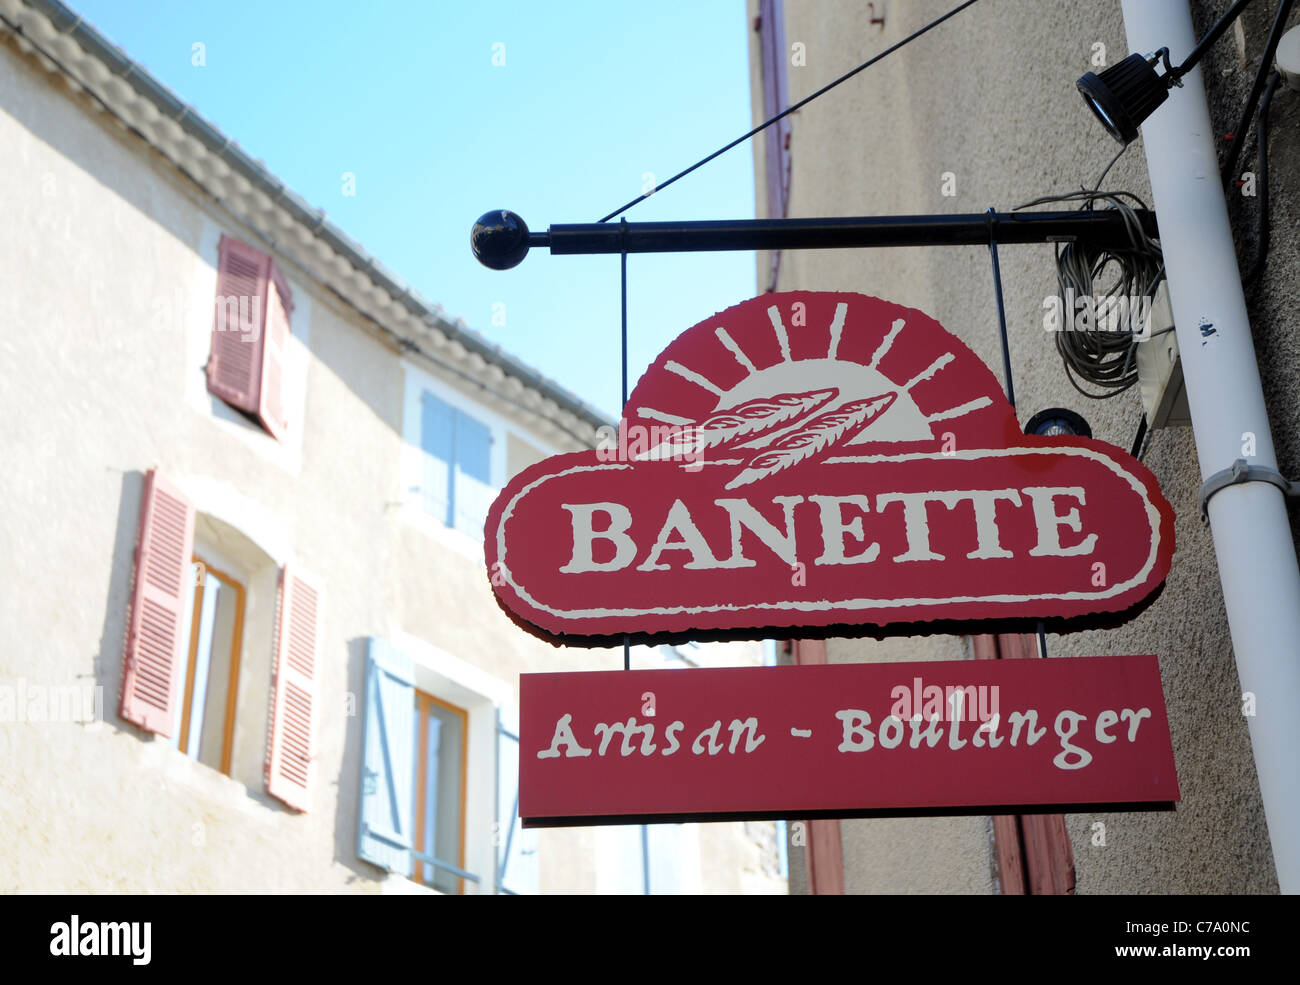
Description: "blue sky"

(69, 0), (760, 421)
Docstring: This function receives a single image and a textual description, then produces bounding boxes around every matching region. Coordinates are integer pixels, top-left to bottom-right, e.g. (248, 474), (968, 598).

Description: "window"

(596, 824), (697, 895)
(411, 691), (468, 894)
(168, 555), (246, 776)
(119, 469), (321, 811)
(419, 390), (495, 538)
(357, 636), (536, 893)
(206, 235), (294, 440)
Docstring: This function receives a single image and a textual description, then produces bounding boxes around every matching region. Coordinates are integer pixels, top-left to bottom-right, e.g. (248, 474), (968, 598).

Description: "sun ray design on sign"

(637, 407), (693, 426)
(664, 359), (723, 396)
(868, 318), (907, 369)
(928, 396), (993, 424)
(715, 327), (757, 373)
(626, 296), (1003, 479)
(767, 306), (792, 362)
(827, 302), (848, 359)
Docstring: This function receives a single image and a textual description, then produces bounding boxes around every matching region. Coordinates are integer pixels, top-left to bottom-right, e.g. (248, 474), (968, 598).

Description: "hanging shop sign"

(485, 291), (1175, 644)
(519, 655), (1179, 826)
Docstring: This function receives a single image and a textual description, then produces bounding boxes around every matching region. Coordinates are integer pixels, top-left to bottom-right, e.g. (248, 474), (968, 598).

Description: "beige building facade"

(750, 0), (1296, 893)
(0, 0), (784, 894)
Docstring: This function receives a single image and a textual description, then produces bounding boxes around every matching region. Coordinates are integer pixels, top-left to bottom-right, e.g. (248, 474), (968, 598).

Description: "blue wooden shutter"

(358, 637), (416, 873)
(496, 708), (539, 894)
(420, 392), (456, 526)
(452, 410), (493, 538)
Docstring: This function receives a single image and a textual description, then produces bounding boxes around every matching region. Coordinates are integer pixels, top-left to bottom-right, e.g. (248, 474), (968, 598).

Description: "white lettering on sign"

(808, 495), (879, 565)
(538, 715), (767, 759)
(830, 704), (1150, 771)
(559, 504), (636, 573)
(1024, 486), (1098, 557)
(557, 486), (1099, 574)
(536, 701), (1153, 772)
(536, 713), (592, 759)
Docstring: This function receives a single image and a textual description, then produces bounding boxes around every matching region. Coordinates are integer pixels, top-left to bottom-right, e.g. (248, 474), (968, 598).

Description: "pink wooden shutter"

(120, 469), (196, 736)
(207, 235), (271, 415)
(256, 264), (294, 440)
(265, 565), (322, 812)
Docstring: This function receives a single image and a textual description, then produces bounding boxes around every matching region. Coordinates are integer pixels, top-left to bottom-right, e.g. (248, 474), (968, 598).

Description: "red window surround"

(756, 0), (792, 292)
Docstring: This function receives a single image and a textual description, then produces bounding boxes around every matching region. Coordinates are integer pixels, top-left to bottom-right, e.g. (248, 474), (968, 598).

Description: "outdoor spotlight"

(1077, 52), (1173, 145)
(1025, 408), (1092, 439)
(1077, 0), (1256, 144)
(471, 209), (531, 270)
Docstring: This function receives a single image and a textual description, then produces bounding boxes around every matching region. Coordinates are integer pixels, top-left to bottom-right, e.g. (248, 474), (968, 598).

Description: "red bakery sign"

(520, 656), (1179, 826)
(486, 292), (1175, 643)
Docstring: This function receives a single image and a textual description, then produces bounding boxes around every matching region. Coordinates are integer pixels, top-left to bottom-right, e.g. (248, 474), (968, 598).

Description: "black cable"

(1092, 143), (1128, 194)
(1172, 0), (1257, 80)
(987, 209), (1015, 411)
(1243, 70), (1281, 285)
(1221, 0), (1295, 188)
(1015, 189), (1163, 400)
(596, 0), (983, 222)
(1130, 415), (1149, 459)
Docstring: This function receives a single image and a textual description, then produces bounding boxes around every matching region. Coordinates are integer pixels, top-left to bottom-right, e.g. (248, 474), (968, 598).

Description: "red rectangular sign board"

(520, 656), (1179, 826)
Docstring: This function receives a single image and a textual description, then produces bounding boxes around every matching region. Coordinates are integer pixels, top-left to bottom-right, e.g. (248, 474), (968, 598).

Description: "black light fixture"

(1077, 51), (1175, 145)
(1076, 0), (1255, 144)
(1025, 408), (1092, 439)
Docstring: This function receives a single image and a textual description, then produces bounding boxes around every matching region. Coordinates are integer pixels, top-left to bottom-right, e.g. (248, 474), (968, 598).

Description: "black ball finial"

(471, 210), (530, 270)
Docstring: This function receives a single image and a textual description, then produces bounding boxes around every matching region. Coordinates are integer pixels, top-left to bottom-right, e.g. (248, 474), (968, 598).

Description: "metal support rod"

(529, 210), (1158, 256)
(986, 210), (1016, 413)
(621, 222), (631, 674)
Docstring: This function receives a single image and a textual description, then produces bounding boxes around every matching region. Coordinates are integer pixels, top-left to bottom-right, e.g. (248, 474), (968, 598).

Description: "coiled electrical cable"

(1014, 187), (1164, 399)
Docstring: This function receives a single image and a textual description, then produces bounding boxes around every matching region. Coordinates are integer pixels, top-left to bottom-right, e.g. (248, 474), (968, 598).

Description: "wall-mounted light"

(1025, 408), (1092, 439)
(1077, 52), (1175, 145)
(1076, 0), (1254, 144)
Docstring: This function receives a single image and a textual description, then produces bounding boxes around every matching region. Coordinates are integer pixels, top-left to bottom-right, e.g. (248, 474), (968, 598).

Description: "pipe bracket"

(1198, 458), (1300, 523)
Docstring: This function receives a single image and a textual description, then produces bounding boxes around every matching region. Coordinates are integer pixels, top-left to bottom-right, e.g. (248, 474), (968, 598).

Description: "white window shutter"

(496, 707), (539, 894)
(358, 637), (416, 873)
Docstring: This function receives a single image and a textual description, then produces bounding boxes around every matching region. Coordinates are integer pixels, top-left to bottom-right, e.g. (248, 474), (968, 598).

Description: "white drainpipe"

(1122, 0), (1300, 893)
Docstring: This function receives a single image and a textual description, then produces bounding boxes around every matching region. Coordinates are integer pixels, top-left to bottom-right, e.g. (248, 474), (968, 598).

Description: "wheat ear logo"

(485, 291), (1175, 645)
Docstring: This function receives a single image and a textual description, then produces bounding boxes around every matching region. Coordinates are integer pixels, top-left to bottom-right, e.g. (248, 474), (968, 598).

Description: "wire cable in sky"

(596, 0), (983, 223)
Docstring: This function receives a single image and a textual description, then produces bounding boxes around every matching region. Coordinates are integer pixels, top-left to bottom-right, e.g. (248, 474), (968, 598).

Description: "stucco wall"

(0, 33), (782, 895)
(751, 0), (1286, 893)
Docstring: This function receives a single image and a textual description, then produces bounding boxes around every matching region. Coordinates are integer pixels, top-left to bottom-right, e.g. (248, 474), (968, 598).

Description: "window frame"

(398, 361), (561, 554)
(417, 387), (496, 536)
(380, 632), (514, 895)
(176, 553), (247, 777)
(411, 689), (470, 894)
